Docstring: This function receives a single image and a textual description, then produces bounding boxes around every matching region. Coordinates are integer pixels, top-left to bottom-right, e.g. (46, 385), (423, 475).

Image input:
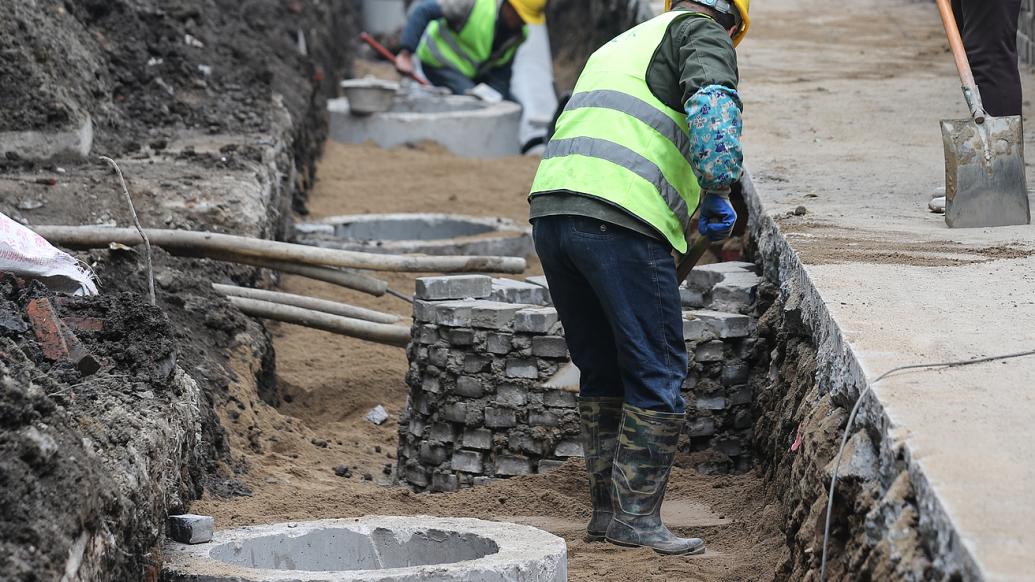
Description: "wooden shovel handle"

(934, 0), (986, 123)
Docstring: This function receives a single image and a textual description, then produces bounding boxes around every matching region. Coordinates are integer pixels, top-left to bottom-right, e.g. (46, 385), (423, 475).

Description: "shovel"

(935, 0), (1031, 228)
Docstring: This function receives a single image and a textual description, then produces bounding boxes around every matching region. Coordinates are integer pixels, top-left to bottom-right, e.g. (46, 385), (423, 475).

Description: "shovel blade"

(941, 115), (1030, 228)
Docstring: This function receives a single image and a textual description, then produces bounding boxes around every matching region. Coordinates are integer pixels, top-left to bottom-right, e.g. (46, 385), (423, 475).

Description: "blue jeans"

(422, 64), (514, 102)
(532, 215), (687, 413)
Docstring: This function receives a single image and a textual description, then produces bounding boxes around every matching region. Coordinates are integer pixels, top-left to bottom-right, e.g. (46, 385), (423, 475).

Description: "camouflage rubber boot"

(579, 397), (624, 542)
(605, 404), (705, 555)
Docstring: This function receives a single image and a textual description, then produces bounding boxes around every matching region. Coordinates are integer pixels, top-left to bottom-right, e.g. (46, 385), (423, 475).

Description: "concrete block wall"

(397, 263), (764, 491)
(398, 275), (580, 492)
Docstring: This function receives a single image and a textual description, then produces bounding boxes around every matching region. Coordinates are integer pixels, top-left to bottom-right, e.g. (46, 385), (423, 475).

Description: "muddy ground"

(190, 142), (788, 581)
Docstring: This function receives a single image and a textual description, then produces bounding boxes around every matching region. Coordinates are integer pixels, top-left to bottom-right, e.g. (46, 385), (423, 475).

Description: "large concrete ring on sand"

(328, 95), (522, 158)
(161, 516), (568, 582)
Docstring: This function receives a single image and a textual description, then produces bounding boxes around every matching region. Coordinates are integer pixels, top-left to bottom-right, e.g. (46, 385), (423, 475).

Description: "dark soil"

(0, 0), (356, 190)
(0, 274), (196, 581)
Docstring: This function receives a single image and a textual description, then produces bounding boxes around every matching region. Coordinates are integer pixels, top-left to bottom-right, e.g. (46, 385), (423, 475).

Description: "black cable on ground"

(819, 347), (1035, 581)
(386, 288), (413, 303)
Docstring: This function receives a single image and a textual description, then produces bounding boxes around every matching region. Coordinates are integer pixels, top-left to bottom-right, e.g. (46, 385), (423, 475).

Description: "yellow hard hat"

(665, 0), (751, 46)
(508, 0), (547, 25)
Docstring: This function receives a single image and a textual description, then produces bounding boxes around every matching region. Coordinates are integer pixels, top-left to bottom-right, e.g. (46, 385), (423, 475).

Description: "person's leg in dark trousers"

(951, 0), (1023, 116)
(532, 215), (686, 413)
(532, 214), (701, 554)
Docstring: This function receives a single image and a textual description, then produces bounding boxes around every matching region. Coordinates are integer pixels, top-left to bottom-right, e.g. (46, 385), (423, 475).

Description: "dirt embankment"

(1, 1), (358, 579)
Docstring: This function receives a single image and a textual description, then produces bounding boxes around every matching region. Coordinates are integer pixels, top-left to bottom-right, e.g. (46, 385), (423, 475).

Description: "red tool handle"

(359, 32), (429, 86)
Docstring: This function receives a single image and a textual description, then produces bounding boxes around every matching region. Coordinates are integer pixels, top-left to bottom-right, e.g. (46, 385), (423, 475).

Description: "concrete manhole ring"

(161, 516), (568, 581)
(294, 213), (533, 257)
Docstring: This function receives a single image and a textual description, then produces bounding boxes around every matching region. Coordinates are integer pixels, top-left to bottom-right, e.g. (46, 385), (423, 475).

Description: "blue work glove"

(698, 192), (737, 241)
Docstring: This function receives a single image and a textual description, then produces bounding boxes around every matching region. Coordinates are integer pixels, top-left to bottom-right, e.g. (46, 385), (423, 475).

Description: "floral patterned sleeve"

(685, 84), (744, 195)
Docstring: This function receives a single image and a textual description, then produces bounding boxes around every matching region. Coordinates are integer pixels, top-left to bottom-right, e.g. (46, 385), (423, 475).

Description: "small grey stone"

(434, 301), (476, 327)
(470, 300), (529, 329)
(682, 315), (714, 341)
(431, 472), (460, 492)
(413, 300), (437, 323)
(429, 423), (459, 443)
(529, 410), (560, 427)
(537, 459), (567, 473)
(543, 390), (577, 408)
(690, 310), (752, 339)
(446, 328), (476, 346)
(695, 396), (728, 411)
(490, 278), (551, 305)
(419, 441), (449, 465)
(167, 514), (214, 544)
(440, 402), (468, 423)
(496, 384), (528, 407)
(686, 417), (716, 437)
(722, 362), (751, 386)
(365, 405), (389, 425)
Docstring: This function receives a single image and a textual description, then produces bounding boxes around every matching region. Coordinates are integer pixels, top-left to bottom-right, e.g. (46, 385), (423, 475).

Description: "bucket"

(340, 78), (400, 115)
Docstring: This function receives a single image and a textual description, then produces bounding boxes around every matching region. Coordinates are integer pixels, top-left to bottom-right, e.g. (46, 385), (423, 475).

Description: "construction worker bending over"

(527, 0), (749, 555)
(396, 0), (546, 100)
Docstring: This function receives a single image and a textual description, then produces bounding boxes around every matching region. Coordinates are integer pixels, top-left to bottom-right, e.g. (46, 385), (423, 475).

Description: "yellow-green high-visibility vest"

(417, 0), (528, 79)
(529, 11), (704, 253)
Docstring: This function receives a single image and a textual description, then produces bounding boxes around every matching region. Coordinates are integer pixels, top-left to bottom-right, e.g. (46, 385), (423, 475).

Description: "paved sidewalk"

(741, 0), (1035, 579)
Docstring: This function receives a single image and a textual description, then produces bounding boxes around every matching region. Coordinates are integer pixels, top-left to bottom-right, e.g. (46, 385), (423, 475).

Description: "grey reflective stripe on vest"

(437, 27), (479, 70)
(424, 34), (464, 74)
(544, 136), (691, 227)
(565, 90), (693, 164)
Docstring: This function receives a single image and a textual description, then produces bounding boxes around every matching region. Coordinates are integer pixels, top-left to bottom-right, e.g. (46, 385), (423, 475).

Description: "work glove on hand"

(698, 192), (737, 241)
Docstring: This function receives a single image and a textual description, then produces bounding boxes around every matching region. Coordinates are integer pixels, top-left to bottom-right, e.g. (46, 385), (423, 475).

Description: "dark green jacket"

(529, 9), (739, 242)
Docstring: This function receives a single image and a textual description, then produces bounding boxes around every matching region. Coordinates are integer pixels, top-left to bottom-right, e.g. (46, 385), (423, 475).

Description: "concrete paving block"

(433, 300), (476, 327)
(419, 441), (449, 465)
(513, 307), (558, 333)
(509, 433), (544, 456)
(440, 402), (468, 423)
(695, 341), (725, 362)
(470, 301), (529, 329)
(529, 410), (561, 427)
(431, 472), (460, 492)
(417, 324), (439, 345)
(543, 390), (576, 409)
(712, 272), (762, 309)
(415, 275), (493, 301)
(409, 417), (427, 438)
(505, 358), (539, 379)
(682, 315), (714, 342)
(490, 278), (550, 305)
(485, 332), (514, 354)
(690, 310), (752, 339)
(167, 514), (214, 544)
(484, 407), (518, 428)
(429, 423), (459, 444)
(695, 396), (729, 411)
(454, 376), (486, 398)
(537, 459), (567, 473)
(421, 376), (440, 394)
(729, 385), (753, 406)
(680, 286), (708, 308)
(687, 417), (717, 437)
(451, 450), (484, 473)
(463, 428), (494, 450)
(722, 362), (751, 386)
(446, 328), (476, 346)
(463, 354), (490, 373)
(0, 115), (94, 162)
(413, 300), (437, 323)
(405, 464), (430, 487)
(686, 261), (755, 292)
(496, 384), (528, 407)
(553, 439), (584, 458)
(531, 335), (568, 358)
(495, 454), (533, 476)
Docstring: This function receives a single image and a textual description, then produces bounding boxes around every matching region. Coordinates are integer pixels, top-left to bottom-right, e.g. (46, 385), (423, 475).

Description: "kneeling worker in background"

(396, 0), (547, 101)
(527, 0), (750, 555)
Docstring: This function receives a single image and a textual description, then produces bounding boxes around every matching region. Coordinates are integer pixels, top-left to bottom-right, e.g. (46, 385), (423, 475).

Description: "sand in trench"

(192, 142), (785, 581)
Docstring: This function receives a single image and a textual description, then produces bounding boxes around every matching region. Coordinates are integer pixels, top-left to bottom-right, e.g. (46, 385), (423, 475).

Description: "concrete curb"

(743, 173), (980, 579)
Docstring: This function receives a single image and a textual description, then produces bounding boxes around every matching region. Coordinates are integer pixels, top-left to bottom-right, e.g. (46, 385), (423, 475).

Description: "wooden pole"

(32, 226), (527, 274)
(212, 283), (400, 324)
(227, 296), (411, 347)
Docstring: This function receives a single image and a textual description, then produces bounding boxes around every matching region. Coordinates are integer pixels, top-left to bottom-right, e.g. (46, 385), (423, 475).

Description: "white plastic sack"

(0, 212), (98, 295)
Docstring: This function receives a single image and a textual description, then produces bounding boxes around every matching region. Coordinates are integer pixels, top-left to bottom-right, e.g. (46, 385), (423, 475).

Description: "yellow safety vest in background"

(418, 0), (528, 79)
